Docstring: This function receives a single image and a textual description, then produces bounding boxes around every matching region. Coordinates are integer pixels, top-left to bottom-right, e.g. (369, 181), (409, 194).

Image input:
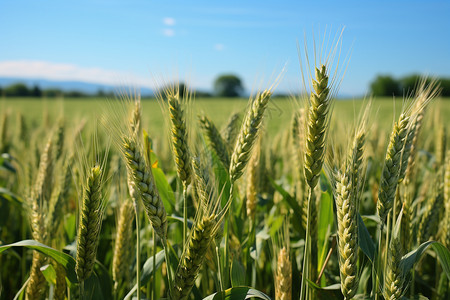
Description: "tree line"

(370, 74), (450, 97)
(0, 83), (104, 98)
(1, 73), (449, 98)
(0, 74), (241, 98)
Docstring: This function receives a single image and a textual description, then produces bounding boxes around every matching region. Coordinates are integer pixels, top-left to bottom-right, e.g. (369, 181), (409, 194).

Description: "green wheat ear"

(199, 114), (230, 170)
(171, 214), (217, 300)
(76, 165), (105, 283)
(167, 90), (191, 187)
(229, 90), (272, 183)
(122, 135), (168, 241)
(377, 113), (409, 224)
(304, 65), (332, 190)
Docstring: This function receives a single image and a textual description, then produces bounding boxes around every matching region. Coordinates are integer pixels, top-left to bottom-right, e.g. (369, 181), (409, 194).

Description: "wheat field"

(0, 60), (450, 299)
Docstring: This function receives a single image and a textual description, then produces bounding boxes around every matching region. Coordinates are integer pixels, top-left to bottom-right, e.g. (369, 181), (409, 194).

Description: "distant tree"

(97, 89), (106, 97)
(4, 83), (30, 97)
(214, 74), (243, 97)
(194, 90), (212, 98)
(399, 74), (434, 95)
(65, 90), (86, 97)
(43, 88), (63, 97)
(438, 78), (450, 97)
(31, 85), (42, 97)
(370, 75), (401, 97)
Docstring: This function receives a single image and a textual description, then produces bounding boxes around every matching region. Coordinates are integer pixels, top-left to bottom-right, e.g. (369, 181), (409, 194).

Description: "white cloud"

(162, 28), (175, 37)
(163, 17), (176, 26)
(0, 60), (152, 87)
(214, 43), (224, 51)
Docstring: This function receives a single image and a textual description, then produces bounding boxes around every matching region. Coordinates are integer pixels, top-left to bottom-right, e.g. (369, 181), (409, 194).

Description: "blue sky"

(0, 0), (449, 96)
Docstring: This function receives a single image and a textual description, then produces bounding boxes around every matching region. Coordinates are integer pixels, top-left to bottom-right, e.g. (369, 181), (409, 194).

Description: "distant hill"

(0, 77), (154, 96)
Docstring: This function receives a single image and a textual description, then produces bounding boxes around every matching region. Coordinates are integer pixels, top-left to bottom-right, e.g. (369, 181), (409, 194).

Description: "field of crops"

(0, 75), (449, 300)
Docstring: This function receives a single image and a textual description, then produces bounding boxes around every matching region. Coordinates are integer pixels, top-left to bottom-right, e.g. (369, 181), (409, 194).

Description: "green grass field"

(2, 97), (449, 136)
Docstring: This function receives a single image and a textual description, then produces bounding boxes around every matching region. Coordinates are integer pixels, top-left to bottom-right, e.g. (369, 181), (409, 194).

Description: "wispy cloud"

(163, 17), (176, 26)
(162, 28), (175, 37)
(214, 43), (224, 51)
(0, 60), (152, 87)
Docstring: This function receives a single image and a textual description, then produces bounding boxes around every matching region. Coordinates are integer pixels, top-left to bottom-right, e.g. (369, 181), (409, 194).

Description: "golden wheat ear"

(273, 219), (292, 300)
(112, 199), (134, 291)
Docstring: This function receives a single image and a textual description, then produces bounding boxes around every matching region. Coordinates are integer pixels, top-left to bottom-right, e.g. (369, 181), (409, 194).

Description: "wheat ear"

(384, 236), (405, 300)
(54, 262), (67, 300)
(75, 165), (104, 282)
(172, 214), (217, 300)
(436, 125), (447, 167)
(335, 170), (359, 299)
(302, 65), (333, 290)
(246, 140), (260, 222)
(404, 79), (440, 185)
(122, 135), (168, 241)
(377, 113), (409, 224)
(229, 90), (272, 182)
(304, 65), (332, 190)
(167, 91), (191, 187)
(32, 136), (54, 204)
(443, 152), (450, 248)
(418, 192), (444, 244)
(222, 112), (240, 147)
(25, 252), (47, 300)
(47, 156), (72, 236)
(275, 246), (292, 300)
(26, 137), (56, 300)
(54, 119), (65, 161)
(0, 111), (8, 153)
(112, 200), (135, 290)
(199, 114), (230, 169)
(192, 156), (210, 206)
